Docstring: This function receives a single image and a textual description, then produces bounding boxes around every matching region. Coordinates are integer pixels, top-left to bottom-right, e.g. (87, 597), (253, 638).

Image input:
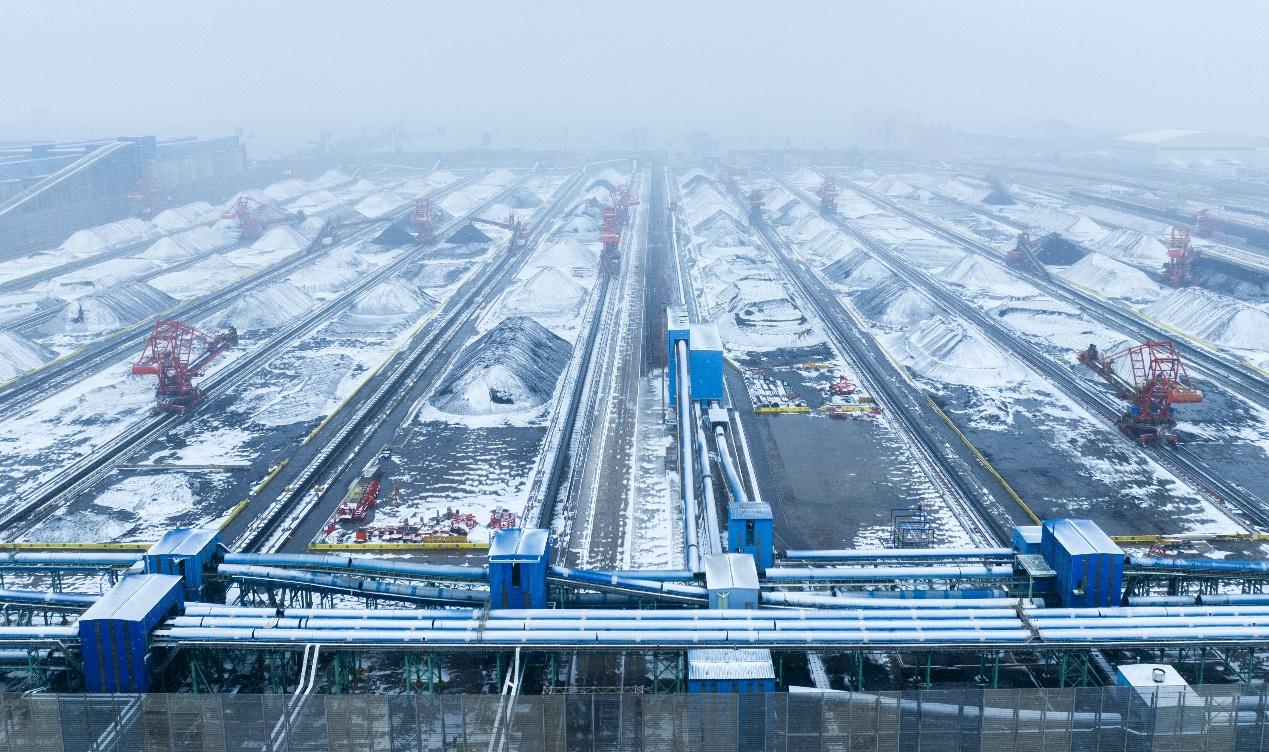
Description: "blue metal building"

(78, 574), (184, 693)
(489, 528), (550, 609)
(1040, 518), (1125, 608)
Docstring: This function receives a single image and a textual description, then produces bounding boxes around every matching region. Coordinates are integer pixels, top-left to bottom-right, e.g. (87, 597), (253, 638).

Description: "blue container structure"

(703, 553), (760, 610)
(687, 648), (776, 694)
(1040, 519), (1124, 608)
(1012, 526), (1041, 555)
(727, 502), (774, 572)
(144, 528), (221, 599)
(666, 306), (691, 407)
(488, 528), (550, 609)
(78, 574), (184, 693)
(687, 323), (724, 404)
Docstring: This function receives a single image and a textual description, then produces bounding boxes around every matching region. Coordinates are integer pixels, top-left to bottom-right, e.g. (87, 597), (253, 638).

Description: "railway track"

(709, 179), (1006, 547)
(0, 172), (485, 421)
(837, 174), (1269, 412)
(240, 167), (594, 553)
(0, 173), (535, 539)
(778, 176), (1269, 531)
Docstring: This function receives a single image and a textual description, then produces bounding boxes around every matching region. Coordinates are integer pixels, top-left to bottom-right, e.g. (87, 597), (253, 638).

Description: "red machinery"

(817, 177), (839, 216)
(488, 508), (518, 530)
(1078, 340), (1203, 445)
(1005, 231), (1047, 275)
(829, 376), (856, 395)
(615, 184), (640, 226)
(471, 214), (531, 252)
(1194, 209), (1215, 238)
(600, 205), (621, 278)
(336, 470), (383, 523)
(1162, 226), (1199, 287)
(131, 320), (238, 413)
(411, 198), (436, 244)
(221, 196), (302, 241)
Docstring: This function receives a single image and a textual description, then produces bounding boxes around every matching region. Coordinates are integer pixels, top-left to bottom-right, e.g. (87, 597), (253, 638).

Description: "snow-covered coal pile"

(410, 261), (471, 290)
(1033, 233), (1087, 266)
(331, 278), (436, 335)
(870, 175), (917, 198)
(1144, 288), (1269, 353)
(429, 316), (571, 417)
(263, 178), (308, 203)
(941, 254), (1039, 297)
(354, 190), (408, 218)
(373, 221), (417, 247)
(227, 225), (311, 267)
(42, 282), (177, 335)
(800, 229), (858, 264)
(1056, 253), (1162, 302)
(887, 317), (1027, 387)
(499, 267), (588, 323)
(50, 257), (163, 297)
(1093, 228), (1169, 266)
(290, 190), (342, 213)
(525, 238), (598, 277)
(151, 201), (220, 233)
(0, 291), (58, 326)
(309, 169), (351, 189)
(854, 278), (939, 327)
(823, 248), (896, 288)
(135, 236), (201, 263)
(287, 247), (371, 296)
(0, 331), (55, 380)
(1008, 205), (1108, 245)
(59, 218), (160, 257)
(939, 177), (993, 204)
(149, 254), (246, 298)
(588, 168), (625, 194)
(212, 281), (316, 332)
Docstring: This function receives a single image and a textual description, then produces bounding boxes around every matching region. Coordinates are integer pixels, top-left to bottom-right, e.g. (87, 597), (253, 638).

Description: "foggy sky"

(2, 1), (1266, 154)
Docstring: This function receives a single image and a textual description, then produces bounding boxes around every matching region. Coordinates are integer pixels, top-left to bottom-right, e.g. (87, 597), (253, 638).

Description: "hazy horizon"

(3, 1), (1267, 155)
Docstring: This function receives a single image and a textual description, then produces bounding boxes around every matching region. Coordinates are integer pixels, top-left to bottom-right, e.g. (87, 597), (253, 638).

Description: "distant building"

(1111, 129), (1265, 173)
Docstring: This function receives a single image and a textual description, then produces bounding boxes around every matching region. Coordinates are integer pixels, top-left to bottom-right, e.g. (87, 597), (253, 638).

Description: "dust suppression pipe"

(713, 420), (750, 506)
(696, 423), (721, 555)
(677, 340), (701, 573)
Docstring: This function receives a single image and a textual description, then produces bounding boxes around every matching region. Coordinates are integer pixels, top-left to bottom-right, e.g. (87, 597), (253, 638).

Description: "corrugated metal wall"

(1, 685), (1267, 751)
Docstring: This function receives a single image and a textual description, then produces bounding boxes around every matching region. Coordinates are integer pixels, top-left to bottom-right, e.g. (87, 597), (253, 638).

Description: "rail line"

(711, 179), (1006, 547)
(779, 175), (1269, 531)
(837, 174), (1269, 412)
(0, 173), (535, 539)
(0, 172), (485, 421)
(241, 167), (594, 553)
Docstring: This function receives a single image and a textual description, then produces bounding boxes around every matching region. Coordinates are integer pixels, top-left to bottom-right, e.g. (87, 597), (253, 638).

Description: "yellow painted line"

(923, 393), (1041, 525)
(219, 500), (250, 530)
(252, 459), (289, 495)
(754, 406), (810, 414)
(0, 542), (152, 551)
(1111, 533), (1269, 544)
(308, 542), (490, 552)
(818, 404), (878, 413)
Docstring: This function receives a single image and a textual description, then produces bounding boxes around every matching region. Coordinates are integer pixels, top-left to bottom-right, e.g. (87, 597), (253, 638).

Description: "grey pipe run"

(221, 553), (485, 581)
(676, 340), (700, 573)
(696, 422), (721, 555)
(0, 588), (98, 608)
(548, 566), (708, 604)
(761, 591), (1032, 610)
(216, 564), (490, 606)
(785, 548), (1014, 562)
(713, 421), (749, 506)
(1130, 555), (1269, 574)
(0, 551), (141, 568)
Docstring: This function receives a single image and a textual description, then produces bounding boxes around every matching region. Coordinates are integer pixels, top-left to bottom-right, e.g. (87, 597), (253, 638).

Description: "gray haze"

(2, 1), (1266, 153)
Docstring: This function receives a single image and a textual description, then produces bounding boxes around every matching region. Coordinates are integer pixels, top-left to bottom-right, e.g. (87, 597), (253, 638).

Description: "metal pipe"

(1129, 556), (1269, 574)
(0, 552), (141, 566)
(713, 422), (749, 505)
(0, 588), (98, 607)
(677, 339), (700, 572)
(582, 569), (697, 582)
(221, 553), (485, 580)
(764, 566), (1015, 581)
(761, 591), (1029, 609)
(696, 422), (720, 555)
(217, 564), (490, 605)
(784, 548), (1014, 562)
(548, 566), (708, 601)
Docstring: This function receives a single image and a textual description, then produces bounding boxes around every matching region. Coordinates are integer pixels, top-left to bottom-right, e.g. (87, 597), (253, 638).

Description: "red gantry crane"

(1162, 226), (1199, 287)
(411, 198), (436, 245)
(817, 177), (839, 216)
(221, 196), (303, 242)
(1077, 340), (1203, 445)
(600, 204), (621, 278)
(131, 320), (238, 413)
(470, 213), (531, 252)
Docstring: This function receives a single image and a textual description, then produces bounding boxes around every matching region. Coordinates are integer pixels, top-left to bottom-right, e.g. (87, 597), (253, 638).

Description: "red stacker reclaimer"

(471, 213), (531, 252)
(1077, 340), (1203, 445)
(615, 184), (640, 226)
(817, 177), (839, 216)
(1162, 226), (1199, 287)
(411, 198), (436, 245)
(131, 320), (238, 413)
(221, 196), (303, 242)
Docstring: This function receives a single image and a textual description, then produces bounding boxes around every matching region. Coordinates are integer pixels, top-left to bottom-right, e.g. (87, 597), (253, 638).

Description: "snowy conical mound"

(429, 316), (572, 416)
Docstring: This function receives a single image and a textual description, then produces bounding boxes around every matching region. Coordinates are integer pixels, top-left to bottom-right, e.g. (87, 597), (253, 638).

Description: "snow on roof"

(687, 649), (775, 681)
